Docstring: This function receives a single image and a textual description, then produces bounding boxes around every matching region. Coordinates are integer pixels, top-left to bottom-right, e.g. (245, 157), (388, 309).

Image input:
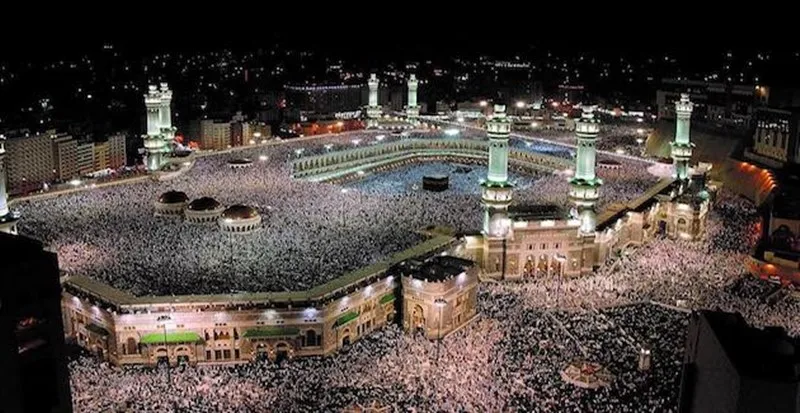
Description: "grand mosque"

(0, 74), (712, 366)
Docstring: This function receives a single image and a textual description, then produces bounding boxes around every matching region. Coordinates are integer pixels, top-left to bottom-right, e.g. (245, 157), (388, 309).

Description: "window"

(234, 349), (240, 359)
(222, 350), (231, 359)
(541, 244), (547, 250)
(304, 330), (319, 347)
(206, 350), (212, 360)
(214, 350), (222, 360)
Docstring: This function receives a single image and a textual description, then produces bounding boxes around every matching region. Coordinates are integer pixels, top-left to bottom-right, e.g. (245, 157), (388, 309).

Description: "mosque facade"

(463, 94), (712, 280)
(57, 86), (711, 366)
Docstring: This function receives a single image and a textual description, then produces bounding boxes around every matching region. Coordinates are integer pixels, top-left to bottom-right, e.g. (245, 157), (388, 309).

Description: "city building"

(3, 129), (126, 193)
(190, 116), (271, 151)
(4, 131), (54, 192)
(61, 231), (475, 366)
(744, 107), (800, 168)
(285, 83), (364, 120)
(747, 175), (800, 286)
(51, 133), (78, 182)
(679, 310), (800, 413)
(107, 133), (127, 170)
(0, 233), (73, 413)
(197, 119), (232, 151)
(76, 141), (95, 176)
(93, 139), (109, 171)
(656, 78), (767, 127)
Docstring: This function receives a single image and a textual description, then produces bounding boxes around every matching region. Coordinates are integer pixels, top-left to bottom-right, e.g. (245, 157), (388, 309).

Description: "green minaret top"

(486, 105), (512, 184)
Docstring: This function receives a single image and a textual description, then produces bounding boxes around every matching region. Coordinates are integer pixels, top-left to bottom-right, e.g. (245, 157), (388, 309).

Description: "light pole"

(554, 255), (567, 308)
(340, 188), (349, 228)
(156, 315), (173, 387)
(224, 219), (234, 268)
(434, 298), (447, 364)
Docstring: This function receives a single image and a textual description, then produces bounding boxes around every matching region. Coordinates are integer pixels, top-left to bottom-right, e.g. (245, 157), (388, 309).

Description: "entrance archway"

(341, 328), (352, 347)
(676, 218), (688, 236)
(155, 348), (168, 365)
(657, 221), (667, 236)
(126, 337), (137, 355)
(275, 342), (290, 362)
(411, 305), (425, 332)
(255, 343), (269, 361)
(523, 257), (535, 278)
(537, 256), (549, 276)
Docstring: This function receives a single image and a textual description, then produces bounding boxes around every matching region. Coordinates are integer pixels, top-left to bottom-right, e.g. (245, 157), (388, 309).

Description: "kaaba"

(422, 175), (449, 192)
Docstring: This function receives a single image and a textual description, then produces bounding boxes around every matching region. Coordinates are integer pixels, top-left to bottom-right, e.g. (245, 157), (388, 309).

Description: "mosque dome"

(158, 190), (189, 204)
(188, 197), (221, 211)
(221, 205), (259, 220)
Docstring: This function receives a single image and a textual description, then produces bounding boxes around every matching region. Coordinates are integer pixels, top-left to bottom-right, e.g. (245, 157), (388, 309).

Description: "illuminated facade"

(400, 256), (479, 339)
(0, 137), (20, 234)
(463, 99), (711, 280)
(60, 233), (470, 366)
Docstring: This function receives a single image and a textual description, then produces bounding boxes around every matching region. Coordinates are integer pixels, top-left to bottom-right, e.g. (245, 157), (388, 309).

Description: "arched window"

(305, 330), (318, 347)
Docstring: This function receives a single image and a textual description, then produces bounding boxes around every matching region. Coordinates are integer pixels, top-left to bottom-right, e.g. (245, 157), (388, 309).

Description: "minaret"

(365, 73), (381, 128)
(0, 135), (20, 235)
(671, 93), (694, 182)
(0, 136), (8, 217)
(406, 74), (420, 120)
(569, 107), (602, 235)
(481, 105), (513, 237)
(143, 85), (165, 171)
(158, 83), (176, 157)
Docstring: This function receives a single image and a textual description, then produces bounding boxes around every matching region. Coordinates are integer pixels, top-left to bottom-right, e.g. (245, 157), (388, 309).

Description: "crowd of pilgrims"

(517, 123), (651, 156)
(13, 129), (657, 296)
(67, 188), (800, 412)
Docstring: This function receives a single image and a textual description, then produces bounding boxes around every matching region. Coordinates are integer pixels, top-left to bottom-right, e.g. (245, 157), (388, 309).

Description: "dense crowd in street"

(14, 124), (794, 412)
(14, 129), (656, 296)
(67, 188), (799, 412)
(516, 123), (651, 156)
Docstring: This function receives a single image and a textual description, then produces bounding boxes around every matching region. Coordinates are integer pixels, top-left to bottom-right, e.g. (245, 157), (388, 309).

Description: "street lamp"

(156, 315), (173, 387)
(340, 188), (349, 227)
(224, 219), (234, 267)
(554, 255), (567, 308)
(434, 298), (447, 364)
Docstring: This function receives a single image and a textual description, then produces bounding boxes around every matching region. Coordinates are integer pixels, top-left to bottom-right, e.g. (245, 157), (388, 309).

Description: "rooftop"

(400, 255), (474, 282)
(702, 310), (800, 381)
